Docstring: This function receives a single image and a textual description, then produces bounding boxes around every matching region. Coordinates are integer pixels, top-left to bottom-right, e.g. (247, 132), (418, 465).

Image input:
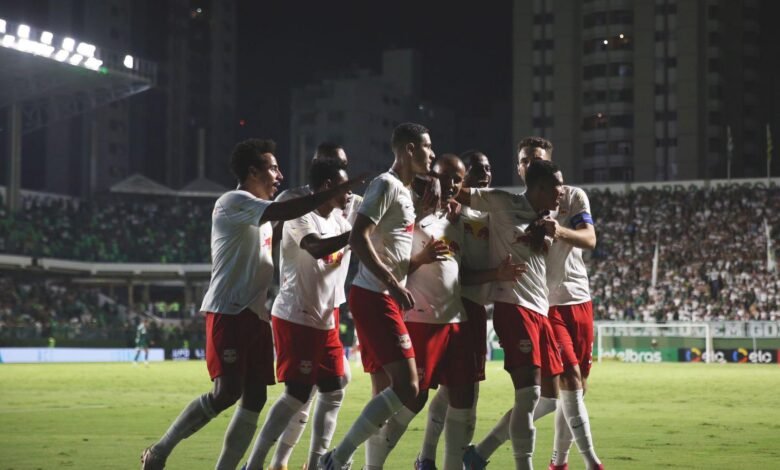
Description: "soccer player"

(318, 123), (435, 470)
(133, 319), (150, 366)
(141, 138), (362, 470)
(243, 159), (353, 470)
(269, 142), (361, 470)
(416, 150), (493, 467)
(518, 139), (603, 470)
(463, 138), (604, 470)
(456, 159), (565, 470)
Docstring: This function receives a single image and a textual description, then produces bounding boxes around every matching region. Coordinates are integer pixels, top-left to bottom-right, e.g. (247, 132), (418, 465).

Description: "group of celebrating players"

(140, 122), (604, 470)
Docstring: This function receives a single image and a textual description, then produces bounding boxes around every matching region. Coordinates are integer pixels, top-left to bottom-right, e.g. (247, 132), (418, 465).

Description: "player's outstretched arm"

(300, 232), (351, 260)
(461, 254), (528, 284)
(349, 213), (415, 310)
(260, 174), (367, 224)
(541, 216), (596, 250)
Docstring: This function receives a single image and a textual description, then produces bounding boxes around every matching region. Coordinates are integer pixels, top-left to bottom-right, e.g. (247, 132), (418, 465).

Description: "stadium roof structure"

(109, 173), (176, 197)
(1, 18), (157, 210)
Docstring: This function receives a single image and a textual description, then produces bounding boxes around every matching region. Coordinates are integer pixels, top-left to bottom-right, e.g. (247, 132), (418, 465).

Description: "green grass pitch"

(1, 360), (779, 469)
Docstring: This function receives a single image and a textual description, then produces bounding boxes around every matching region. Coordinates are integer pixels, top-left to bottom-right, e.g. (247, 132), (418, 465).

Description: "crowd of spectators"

(0, 194), (212, 263)
(2, 184), (780, 332)
(589, 184), (780, 322)
(0, 276), (205, 347)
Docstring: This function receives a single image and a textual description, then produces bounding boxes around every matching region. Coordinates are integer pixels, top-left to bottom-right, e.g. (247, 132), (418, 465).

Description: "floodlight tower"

(0, 19), (156, 211)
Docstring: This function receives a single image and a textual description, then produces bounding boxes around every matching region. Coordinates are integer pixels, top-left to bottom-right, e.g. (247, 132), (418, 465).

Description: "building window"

(655, 138), (678, 147)
(533, 13), (554, 24)
(609, 10), (633, 24)
(533, 90), (555, 101)
(533, 65), (554, 76)
(610, 63), (633, 77)
(533, 117), (554, 127)
(656, 4), (677, 15)
(655, 111), (677, 121)
(533, 39), (555, 50)
(582, 114), (609, 130)
(583, 64), (607, 79)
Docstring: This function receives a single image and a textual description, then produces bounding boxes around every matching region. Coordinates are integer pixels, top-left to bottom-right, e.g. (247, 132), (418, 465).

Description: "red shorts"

(462, 298), (488, 382)
(349, 285), (415, 373)
(272, 313), (344, 384)
(406, 321), (478, 390)
(549, 301), (594, 378)
(492, 302), (563, 377)
(205, 309), (275, 384)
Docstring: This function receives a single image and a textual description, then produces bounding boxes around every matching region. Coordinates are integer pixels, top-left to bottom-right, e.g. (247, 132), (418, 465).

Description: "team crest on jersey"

(464, 221), (489, 240)
(223, 349), (238, 364)
(323, 250), (345, 266)
(405, 223), (415, 233)
(262, 237), (272, 249)
(398, 334), (412, 350)
(517, 340), (533, 353)
(299, 360), (313, 375)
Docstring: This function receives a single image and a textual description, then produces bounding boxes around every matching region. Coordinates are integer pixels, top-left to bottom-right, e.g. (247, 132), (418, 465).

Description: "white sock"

(533, 396), (557, 421)
(366, 405), (417, 467)
(561, 389), (601, 469)
(475, 408), (511, 459)
(342, 354), (353, 384)
(245, 392), (305, 470)
(153, 393), (217, 456)
(215, 406), (259, 470)
(270, 389), (315, 469)
(307, 388), (345, 470)
(509, 386), (541, 470)
(443, 406), (476, 470)
(551, 400), (572, 466)
(420, 386), (450, 461)
(333, 387), (403, 464)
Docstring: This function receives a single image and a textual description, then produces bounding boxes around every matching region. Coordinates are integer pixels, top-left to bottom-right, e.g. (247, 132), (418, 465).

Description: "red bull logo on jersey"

(323, 250), (345, 266)
(405, 223), (415, 233)
(464, 221), (489, 240)
(299, 360), (313, 375)
(262, 237), (272, 249)
(398, 334), (412, 350)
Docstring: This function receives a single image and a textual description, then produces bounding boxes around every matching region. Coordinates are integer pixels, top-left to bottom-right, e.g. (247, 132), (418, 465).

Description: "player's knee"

(286, 382), (315, 403)
(393, 379), (419, 403)
(211, 378), (243, 412)
(561, 366), (582, 390)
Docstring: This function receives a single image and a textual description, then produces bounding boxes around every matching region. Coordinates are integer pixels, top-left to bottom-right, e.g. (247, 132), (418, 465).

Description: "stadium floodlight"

(76, 42), (95, 57)
(53, 49), (69, 62)
(35, 43), (55, 58)
(40, 31), (53, 45)
(123, 54), (134, 69)
(0, 19), (6, 34)
(68, 53), (83, 66)
(17, 24), (30, 39)
(16, 38), (35, 53)
(2, 34), (15, 48)
(62, 37), (75, 51)
(84, 56), (103, 70)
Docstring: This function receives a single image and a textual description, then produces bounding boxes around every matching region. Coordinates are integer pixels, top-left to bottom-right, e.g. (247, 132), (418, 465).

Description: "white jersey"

(200, 190), (275, 321)
(461, 206), (491, 305)
(272, 209), (351, 330)
(405, 212), (467, 324)
(276, 185), (362, 305)
(547, 185), (593, 306)
(352, 171), (416, 294)
(470, 188), (550, 315)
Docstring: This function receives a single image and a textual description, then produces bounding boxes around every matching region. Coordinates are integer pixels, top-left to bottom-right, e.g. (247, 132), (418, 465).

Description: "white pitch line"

(0, 404), (109, 414)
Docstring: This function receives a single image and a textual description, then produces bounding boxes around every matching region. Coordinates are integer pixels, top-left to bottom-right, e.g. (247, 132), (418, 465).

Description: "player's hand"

(418, 235), (449, 264)
(541, 215), (562, 240)
(495, 254), (528, 282)
(334, 172), (370, 194)
(389, 282), (415, 310)
(445, 199), (461, 222)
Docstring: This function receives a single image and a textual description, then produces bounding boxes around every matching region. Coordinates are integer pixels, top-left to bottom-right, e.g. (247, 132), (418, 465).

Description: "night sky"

(235, 0), (513, 179)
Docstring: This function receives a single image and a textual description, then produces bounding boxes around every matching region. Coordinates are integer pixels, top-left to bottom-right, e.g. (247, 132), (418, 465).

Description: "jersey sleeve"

(286, 212), (320, 246)
(217, 191), (272, 227)
(568, 187), (593, 228)
(357, 177), (393, 225)
(469, 188), (508, 212)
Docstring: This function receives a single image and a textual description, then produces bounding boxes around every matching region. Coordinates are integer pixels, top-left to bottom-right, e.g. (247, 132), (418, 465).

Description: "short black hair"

(391, 122), (429, 151)
(230, 138), (276, 182)
(459, 149), (487, 169)
(314, 142), (344, 161)
(517, 136), (553, 153)
(525, 160), (560, 190)
(309, 158), (347, 190)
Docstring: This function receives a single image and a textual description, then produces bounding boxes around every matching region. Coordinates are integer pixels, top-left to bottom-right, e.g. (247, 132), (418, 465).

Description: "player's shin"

(509, 386), (541, 470)
(215, 406), (260, 470)
(307, 388), (345, 470)
(245, 392), (306, 469)
(420, 385), (449, 461)
(153, 393), (218, 457)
